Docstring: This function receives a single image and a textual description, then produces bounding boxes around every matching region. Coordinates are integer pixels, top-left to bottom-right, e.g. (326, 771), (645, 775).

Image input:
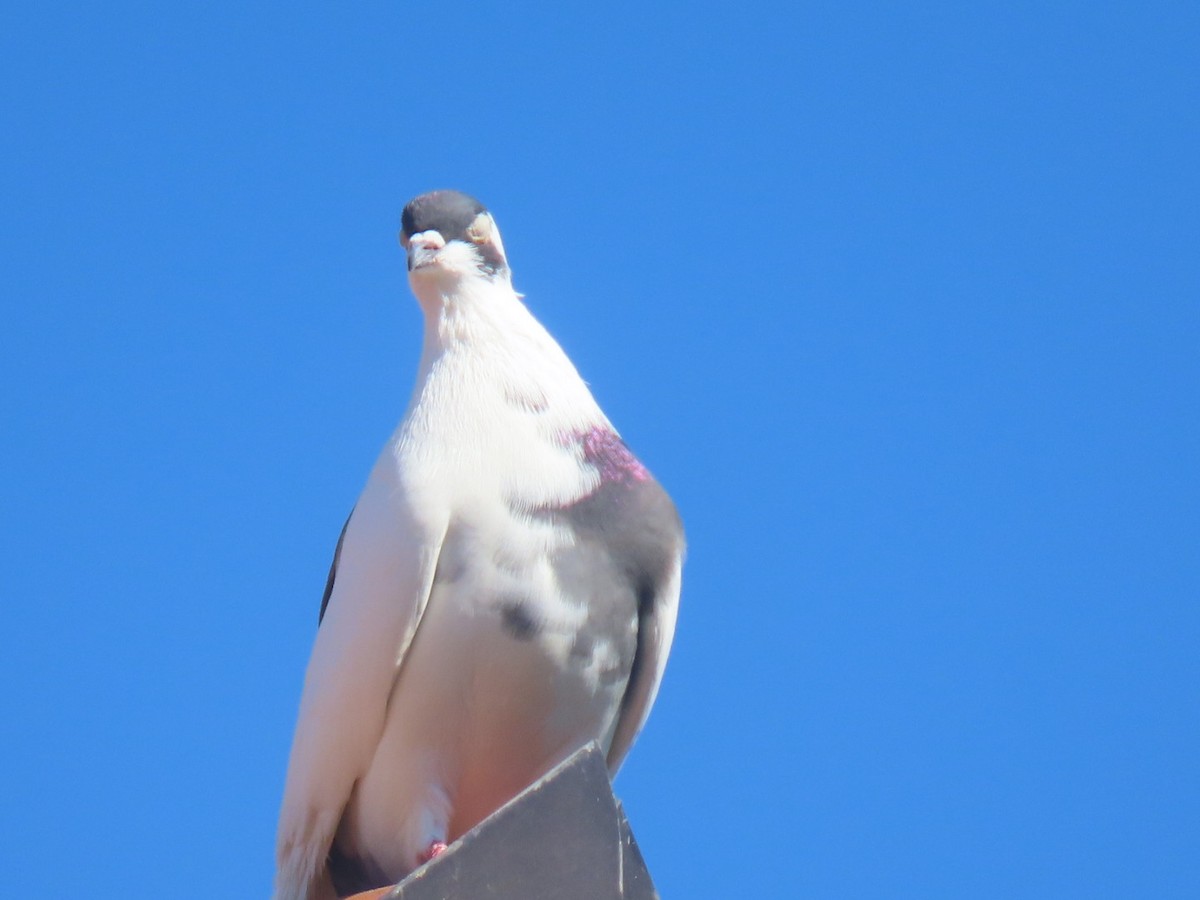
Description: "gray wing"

(600, 476), (684, 773)
(543, 454), (685, 773)
(318, 509), (353, 625)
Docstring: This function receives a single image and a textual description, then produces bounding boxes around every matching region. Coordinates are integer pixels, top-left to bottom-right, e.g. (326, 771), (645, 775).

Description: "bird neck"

(418, 274), (521, 350)
(410, 276), (607, 436)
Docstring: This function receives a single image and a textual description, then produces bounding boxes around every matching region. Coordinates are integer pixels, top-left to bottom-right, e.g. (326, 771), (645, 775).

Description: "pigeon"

(273, 190), (685, 900)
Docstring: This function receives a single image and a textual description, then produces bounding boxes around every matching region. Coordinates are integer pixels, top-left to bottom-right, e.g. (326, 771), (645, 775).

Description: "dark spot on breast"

(500, 598), (541, 641)
(569, 631), (594, 661)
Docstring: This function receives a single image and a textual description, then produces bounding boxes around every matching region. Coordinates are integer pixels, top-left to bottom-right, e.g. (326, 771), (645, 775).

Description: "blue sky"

(2, 2), (1197, 896)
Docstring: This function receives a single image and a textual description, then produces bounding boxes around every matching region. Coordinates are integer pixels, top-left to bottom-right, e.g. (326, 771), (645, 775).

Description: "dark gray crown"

(401, 190), (488, 243)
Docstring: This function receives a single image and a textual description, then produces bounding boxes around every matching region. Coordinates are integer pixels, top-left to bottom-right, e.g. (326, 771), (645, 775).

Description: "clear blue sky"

(2, 3), (1197, 897)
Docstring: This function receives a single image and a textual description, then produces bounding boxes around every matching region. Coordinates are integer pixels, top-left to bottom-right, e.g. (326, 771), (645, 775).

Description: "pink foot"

(418, 840), (448, 864)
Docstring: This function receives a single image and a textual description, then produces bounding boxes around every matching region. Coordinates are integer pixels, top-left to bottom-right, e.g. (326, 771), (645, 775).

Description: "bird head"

(399, 191), (510, 295)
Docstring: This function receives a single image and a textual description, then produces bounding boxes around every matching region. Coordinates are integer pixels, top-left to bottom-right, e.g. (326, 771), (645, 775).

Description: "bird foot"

(418, 840), (448, 864)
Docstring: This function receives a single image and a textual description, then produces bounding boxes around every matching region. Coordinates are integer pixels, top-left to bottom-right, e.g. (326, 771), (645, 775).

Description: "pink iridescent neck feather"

(580, 426), (650, 484)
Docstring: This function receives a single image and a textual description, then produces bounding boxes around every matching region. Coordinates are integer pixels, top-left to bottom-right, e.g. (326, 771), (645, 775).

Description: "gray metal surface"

(383, 743), (658, 899)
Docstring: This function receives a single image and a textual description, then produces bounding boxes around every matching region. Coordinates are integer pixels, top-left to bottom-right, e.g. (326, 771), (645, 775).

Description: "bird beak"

(405, 230), (447, 272)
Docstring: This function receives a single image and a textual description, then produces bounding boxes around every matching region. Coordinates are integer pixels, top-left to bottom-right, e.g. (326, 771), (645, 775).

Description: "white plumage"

(274, 191), (683, 899)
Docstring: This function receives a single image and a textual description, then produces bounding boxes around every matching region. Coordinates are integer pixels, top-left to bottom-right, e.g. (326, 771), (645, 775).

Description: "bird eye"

(466, 213), (493, 244)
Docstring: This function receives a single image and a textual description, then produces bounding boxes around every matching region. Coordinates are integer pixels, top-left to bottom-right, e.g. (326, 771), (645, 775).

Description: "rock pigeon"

(273, 190), (685, 900)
